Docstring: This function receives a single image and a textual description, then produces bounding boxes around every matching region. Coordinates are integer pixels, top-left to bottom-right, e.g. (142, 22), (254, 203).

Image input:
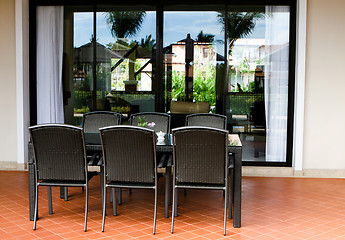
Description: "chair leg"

(102, 185), (107, 232)
(100, 172), (104, 210)
(177, 189), (180, 207)
(224, 186), (228, 236)
(64, 187), (68, 201)
(112, 188), (117, 216)
(175, 190), (178, 216)
(84, 185), (88, 232)
(33, 184), (38, 230)
(110, 189), (113, 203)
(171, 187), (176, 233)
(228, 170), (233, 219)
(153, 187), (157, 235)
(118, 188), (122, 205)
(48, 186), (53, 215)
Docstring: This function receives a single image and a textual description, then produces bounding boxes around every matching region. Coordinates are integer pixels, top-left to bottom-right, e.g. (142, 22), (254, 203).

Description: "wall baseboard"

(243, 167), (294, 177)
(243, 167), (345, 178)
(0, 162), (27, 171)
(1, 164), (345, 178)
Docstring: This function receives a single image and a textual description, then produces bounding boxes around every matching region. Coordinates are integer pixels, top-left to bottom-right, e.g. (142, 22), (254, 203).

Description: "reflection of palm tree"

(217, 12), (265, 52)
(195, 30), (215, 43)
(140, 34), (156, 50)
(105, 11), (146, 39)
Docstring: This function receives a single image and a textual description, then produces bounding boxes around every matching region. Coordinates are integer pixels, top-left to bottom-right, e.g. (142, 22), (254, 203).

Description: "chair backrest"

(185, 113), (227, 130)
(29, 124), (87, 181)
(172, 126), (228, 185)
(130, 112), (171, 133)
(100, 126), (157, 184)
(82, 111), (122, 133)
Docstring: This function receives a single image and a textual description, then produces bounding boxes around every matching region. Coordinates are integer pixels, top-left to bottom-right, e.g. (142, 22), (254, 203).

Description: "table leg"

(233, 149), (242, 228)
(165, 166), (171, 218)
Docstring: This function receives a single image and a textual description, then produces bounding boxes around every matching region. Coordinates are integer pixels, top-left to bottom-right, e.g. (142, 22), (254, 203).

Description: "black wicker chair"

(99, 126), (158, 234)
(82, 111), (122, 166)
(171, 126), (230, 235)
(130, 112), (171, 199)
(185, 113), (227, 130)
(130, 112), (171, 133)
(58, 111), (122, 202)
(184, 113), (228, 197)
(83, 111), (122, 133)
(29, 124), (89, 231)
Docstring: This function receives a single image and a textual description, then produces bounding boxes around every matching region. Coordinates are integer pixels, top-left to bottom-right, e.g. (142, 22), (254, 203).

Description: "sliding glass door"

(32, 1), (296, 166)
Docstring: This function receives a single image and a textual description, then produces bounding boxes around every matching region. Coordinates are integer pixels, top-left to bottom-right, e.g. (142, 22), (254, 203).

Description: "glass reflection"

(226, 6), (290, 162)
(163, 11), (225, 113)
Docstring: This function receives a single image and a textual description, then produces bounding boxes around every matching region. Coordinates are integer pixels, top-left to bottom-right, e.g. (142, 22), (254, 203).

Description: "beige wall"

(304, 0), (345, 170)
(0, 0), (18, 168)
(1, 0), (345, 173)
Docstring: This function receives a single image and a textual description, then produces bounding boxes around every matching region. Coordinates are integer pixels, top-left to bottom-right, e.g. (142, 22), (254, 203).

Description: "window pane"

(164, 10), (225, 113)
(73, 12), (94, 124)
(226, 6), (290, 163)
(96, 10), (156, 91)
(95, 9), (156, 114)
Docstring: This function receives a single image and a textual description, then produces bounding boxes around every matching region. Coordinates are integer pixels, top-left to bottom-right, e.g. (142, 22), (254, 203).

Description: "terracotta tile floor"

(1, 171), (345, 239)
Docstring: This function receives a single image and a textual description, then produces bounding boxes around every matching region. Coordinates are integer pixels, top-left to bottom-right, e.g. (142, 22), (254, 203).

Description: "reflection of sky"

(74, 12), (156, 48)
(96, 11), (156, 46)
(74, 12), (93, 47)
(74, 10), (289, 51)
(164, 12), (225, 55)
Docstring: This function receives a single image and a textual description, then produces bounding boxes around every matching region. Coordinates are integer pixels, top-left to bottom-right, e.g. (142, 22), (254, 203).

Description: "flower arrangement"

(138, 116), (156, 128)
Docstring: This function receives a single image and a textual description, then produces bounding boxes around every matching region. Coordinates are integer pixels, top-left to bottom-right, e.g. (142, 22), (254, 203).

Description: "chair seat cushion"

(107, 181), (155, 188)
(38, 180), (86, 187)
(176, 182), (225, 190)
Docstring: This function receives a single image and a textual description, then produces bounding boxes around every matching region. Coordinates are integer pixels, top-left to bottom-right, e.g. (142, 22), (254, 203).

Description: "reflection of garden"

(72, 10), (266, 118)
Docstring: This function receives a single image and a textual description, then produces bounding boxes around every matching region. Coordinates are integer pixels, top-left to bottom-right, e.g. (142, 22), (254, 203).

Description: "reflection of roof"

(74, 41), (153, 63)
(168, 41), (225, 61)
(74, 42), (122, 63)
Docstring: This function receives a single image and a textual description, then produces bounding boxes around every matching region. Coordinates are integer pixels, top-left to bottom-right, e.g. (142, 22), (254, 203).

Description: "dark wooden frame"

(29, 0), (296, 167)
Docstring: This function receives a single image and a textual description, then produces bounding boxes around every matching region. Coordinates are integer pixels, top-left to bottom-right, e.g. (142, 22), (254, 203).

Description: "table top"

(85, 132), (242, 148)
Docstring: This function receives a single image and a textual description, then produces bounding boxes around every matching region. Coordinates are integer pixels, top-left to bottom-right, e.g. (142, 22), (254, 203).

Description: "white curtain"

(36, 6), (64, 124)
(264, 6), (290, 162)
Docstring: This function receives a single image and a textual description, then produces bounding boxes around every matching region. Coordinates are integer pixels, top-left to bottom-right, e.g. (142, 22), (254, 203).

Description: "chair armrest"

(157, 154), (173, 168)
(166, 154), (173, 167)
(228, 152), (234, 169)
(157, 154), (168, 168)
(97, 157), (103, 166)
(87, 153), (98, 166)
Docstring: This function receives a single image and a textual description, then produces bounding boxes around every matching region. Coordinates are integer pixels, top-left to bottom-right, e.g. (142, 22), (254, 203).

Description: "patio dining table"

(28, 132), (242, 228)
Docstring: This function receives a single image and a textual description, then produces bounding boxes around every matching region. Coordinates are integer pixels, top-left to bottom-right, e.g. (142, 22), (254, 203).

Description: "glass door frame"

(29, 0), (297, 167)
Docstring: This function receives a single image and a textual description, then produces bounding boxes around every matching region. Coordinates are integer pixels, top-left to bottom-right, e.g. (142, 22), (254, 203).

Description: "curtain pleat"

(36, 6), (64, 124)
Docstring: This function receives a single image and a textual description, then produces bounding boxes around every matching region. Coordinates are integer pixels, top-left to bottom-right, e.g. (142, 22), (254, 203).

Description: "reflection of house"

(164, 41), (218, 72)
(74, 41), (122, 91)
